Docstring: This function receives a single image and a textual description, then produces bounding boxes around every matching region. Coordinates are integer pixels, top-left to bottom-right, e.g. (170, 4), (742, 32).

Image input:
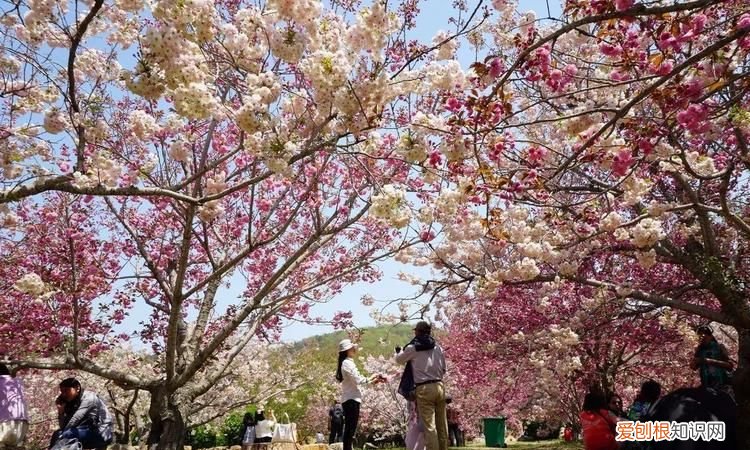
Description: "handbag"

(272, 414), (297, 443)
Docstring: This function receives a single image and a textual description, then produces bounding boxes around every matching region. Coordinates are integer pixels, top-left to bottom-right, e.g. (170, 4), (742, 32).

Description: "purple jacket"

(0, 375), (28, 422)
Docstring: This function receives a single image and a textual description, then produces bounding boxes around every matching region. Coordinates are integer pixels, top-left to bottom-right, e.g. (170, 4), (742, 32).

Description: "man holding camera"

(395, 321), (448, 450)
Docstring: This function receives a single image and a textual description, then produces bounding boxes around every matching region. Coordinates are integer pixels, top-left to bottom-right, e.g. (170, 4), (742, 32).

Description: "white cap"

(338, 339), (358, 353)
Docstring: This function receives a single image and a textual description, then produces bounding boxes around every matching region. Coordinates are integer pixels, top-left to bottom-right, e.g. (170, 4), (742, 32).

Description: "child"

(692, 326), (733, 391)
(627, 380), (661, 421)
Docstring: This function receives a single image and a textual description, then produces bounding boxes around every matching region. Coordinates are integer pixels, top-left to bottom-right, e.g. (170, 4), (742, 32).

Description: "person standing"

(51, 378), (113, 450)
(405, 399), (426, 450)
(394, 321), (448, 450)
(446, 405), (465, 447)
(240, 412), (256, 450)
(0, 364), (28, 449)
(336, 339), (383, 450)
(691, 325), (734, 391)
(328, 401), (344, 444)
(254, 409), (276, 444)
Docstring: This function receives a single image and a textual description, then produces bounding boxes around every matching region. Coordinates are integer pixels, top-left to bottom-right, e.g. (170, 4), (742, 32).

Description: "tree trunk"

(734, 328), (750, 449)
(147, 387), (186, 450)
(122, 405), (132, 445)
(123, 390), (140, 445)
(114, 410), (125, 444)
(599, 371), (615, 398)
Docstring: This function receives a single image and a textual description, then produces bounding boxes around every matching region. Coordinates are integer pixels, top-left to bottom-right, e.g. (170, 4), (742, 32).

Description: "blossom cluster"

(369, 185), (411, 228)
(13, 273), (47, 296)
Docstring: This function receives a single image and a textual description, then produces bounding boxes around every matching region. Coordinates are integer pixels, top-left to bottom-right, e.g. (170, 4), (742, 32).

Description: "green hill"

(292, 324), (414, 358)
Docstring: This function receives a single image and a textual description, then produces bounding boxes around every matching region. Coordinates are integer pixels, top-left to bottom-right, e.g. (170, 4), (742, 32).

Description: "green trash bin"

(483, 417), (507, 448)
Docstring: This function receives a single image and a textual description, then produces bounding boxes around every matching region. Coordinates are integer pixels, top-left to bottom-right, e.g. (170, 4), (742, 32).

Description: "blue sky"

(103, 0), (564, 344)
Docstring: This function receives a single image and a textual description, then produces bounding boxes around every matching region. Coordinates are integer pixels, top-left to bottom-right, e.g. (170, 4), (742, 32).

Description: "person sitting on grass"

(50, 378), (113, 450)
(607, 393), (626, 419)
(627, 380), (661, 422)
(580, 391), (618, 450)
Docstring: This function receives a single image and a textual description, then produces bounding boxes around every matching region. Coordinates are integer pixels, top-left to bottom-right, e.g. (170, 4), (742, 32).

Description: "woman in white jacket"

(335, 340), (383, 450)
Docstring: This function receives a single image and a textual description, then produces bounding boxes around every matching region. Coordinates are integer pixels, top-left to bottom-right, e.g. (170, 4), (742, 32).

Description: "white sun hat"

(338, 339), (358, 353)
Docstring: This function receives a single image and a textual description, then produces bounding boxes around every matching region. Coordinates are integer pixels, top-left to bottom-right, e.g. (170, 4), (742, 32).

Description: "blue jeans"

(51, 426), (108, 449)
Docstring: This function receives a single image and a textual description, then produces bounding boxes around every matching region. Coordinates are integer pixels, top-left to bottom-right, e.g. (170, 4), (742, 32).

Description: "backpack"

(398, 338), (431, 401)
(398, 362), (417, 401)
(332, 406), (344, 422)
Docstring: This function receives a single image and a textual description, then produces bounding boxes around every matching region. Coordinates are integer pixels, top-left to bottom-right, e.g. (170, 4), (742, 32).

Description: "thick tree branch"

(68, 0), (104, 171)
(550, 26), (750, 178)
(187, 279), (222, 359)
(0, 177), (199, 205)
(3, 356), (154, 389)
(488, 0), (722, 99)
(166, 204), (197, 383)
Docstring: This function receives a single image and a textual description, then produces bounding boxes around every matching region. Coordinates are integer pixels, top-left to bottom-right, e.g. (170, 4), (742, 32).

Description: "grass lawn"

(501, 440), (583, 449)
(383, 439), (583, 450)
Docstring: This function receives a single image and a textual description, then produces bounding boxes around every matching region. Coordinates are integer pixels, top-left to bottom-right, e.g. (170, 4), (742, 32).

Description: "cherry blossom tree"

(4, 0), (750, 446)
(0, 0), (489, 446)
(17, 343), (301, 449)
(359, 355), (408, 441)
(441, 283), (706, 436)
(357, 0), (750, 444)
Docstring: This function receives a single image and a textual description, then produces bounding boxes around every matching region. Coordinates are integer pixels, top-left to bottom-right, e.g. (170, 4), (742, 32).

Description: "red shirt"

(580, 409), (618, 450)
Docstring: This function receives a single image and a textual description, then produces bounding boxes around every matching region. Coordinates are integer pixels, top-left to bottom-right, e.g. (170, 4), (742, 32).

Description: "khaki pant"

(416, 382), (448, 450)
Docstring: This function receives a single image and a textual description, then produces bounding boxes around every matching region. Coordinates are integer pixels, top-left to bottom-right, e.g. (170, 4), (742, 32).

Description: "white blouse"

(340, 358), (370, 403)
(255, 419), (276, 438)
